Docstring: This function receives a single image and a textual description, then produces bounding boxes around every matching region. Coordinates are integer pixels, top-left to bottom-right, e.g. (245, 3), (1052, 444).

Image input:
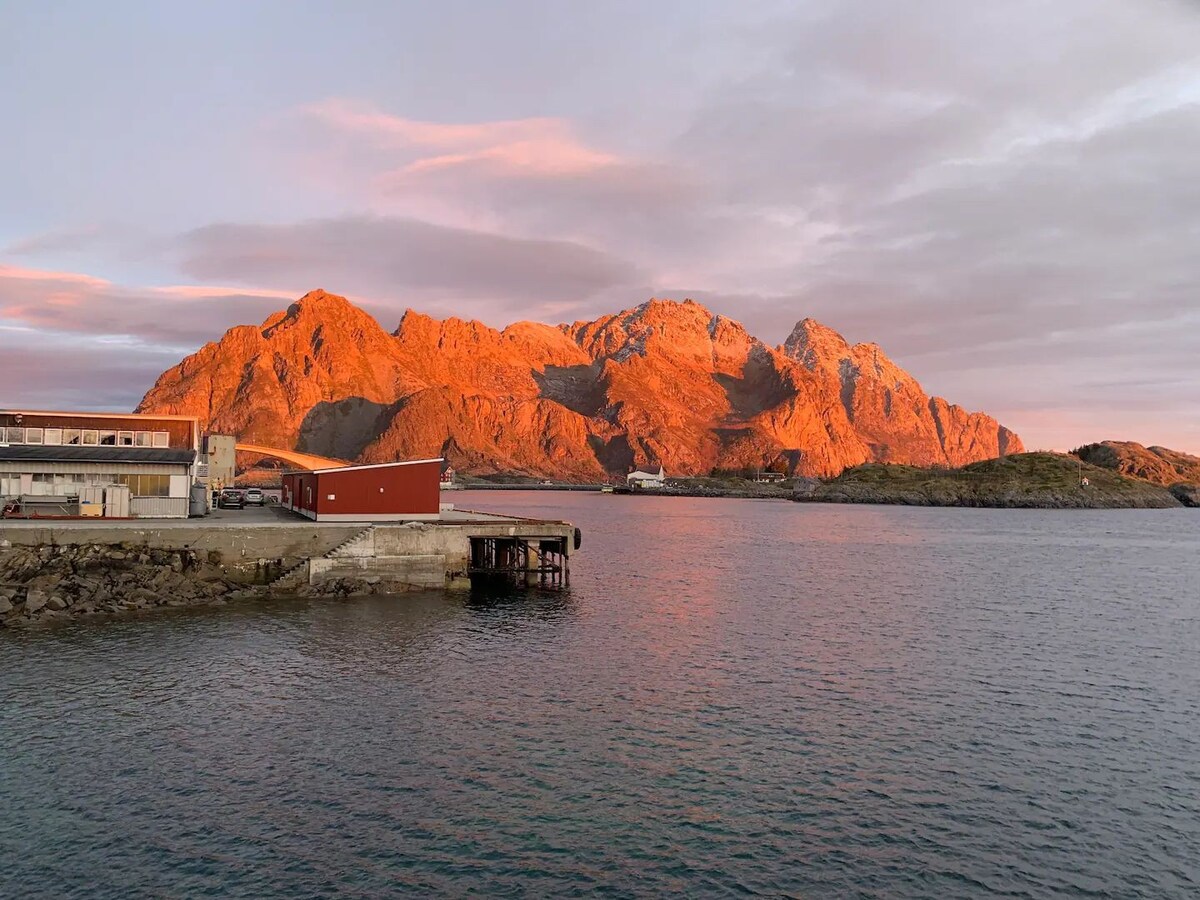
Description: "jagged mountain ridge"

(137, 290), (1024, 478)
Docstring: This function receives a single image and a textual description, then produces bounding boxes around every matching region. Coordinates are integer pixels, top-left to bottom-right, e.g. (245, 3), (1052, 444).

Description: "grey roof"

(0, 445), (196, 465)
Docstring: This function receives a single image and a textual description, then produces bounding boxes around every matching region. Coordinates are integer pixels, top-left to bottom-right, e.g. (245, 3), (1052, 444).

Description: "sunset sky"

(2, 0), (1198, 453)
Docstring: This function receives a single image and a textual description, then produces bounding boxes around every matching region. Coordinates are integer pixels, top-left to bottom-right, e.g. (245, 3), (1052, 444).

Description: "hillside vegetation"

(796, 452), (1183, 508)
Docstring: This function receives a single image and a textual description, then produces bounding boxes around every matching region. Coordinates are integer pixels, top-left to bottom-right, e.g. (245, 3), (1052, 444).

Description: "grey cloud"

(384, 160), (715, 266)
(652, 0), (1200, 452)
(0, 270), (289, 347)
(0, 339), (180, 412)
(177, 216), (643, 312)
(5, 224), (149, 258)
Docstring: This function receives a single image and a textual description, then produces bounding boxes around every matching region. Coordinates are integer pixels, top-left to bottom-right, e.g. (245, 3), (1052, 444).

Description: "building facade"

(626, 466), (666, 489)
(203, 434), (237, 494)
(282, 459), (442, 522)
(0, 409), (199, 518)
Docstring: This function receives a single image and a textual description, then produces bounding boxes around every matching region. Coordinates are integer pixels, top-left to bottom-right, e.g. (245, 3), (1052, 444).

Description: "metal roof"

(0, 445), (196, 465)
(0, 408), (199, 422)
(283, 458), (443, 475)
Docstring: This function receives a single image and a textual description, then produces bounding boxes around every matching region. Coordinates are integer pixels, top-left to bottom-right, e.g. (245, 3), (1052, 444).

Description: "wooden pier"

(468, 532), (574, 588)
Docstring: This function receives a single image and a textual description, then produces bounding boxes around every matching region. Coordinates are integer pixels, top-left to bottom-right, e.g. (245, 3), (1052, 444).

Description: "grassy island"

(796, 452), (1186, 509)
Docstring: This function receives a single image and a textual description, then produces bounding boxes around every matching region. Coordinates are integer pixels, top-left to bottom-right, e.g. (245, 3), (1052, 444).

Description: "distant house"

(440, 462), (455, 488)
(753, 471), (786, 483)
(627, 466), (665, 489)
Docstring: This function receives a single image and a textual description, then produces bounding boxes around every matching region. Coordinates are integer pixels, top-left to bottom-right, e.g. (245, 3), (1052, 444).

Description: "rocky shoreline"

(0, 542), (399, 629)
(794, 483), (1183, 509)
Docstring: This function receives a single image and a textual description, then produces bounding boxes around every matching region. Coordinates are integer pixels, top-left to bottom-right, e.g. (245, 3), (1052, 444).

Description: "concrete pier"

(303, 511), (576, 590)
(0, 505), (577, 594)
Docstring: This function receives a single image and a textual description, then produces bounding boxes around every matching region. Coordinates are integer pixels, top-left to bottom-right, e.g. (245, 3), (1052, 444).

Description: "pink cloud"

(149, 284), (299, 300)
(0, 264), (296, 345)
(297, 98), (620, 180)
(0, 263), (110, 288)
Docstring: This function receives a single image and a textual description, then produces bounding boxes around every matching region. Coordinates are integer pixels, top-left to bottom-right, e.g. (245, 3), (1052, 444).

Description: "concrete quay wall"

(307, 521), (575, 590)
(313, 523), (470, 589)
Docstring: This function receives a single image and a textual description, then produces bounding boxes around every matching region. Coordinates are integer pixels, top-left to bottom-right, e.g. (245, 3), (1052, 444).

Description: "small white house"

(627, 466), (666, 489)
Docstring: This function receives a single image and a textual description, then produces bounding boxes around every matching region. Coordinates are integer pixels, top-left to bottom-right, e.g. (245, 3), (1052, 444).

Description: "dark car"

(217, 488), (245, 509)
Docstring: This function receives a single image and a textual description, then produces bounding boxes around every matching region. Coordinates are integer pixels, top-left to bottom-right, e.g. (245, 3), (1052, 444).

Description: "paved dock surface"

(1, 504), (548, 530)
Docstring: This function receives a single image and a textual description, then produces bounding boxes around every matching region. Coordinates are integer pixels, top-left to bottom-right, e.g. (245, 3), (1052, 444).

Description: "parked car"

(243, 488), (265, 506)
(217, 488), (245, 509)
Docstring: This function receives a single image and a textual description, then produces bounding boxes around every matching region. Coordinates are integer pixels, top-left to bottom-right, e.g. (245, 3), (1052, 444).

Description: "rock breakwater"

(0, 542), (392, 629)
(0, 543), (236, 628)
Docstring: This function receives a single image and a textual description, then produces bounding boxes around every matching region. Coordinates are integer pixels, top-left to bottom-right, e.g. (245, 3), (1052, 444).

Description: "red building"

(281, 458), (442, 522)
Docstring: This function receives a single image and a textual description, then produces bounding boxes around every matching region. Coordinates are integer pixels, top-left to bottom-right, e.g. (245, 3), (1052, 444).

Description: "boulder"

(1169, 483), (1200, 507)
(128, 588), (161, 606)
(24, 590), (48, 614)
(46, 596), (68, 611)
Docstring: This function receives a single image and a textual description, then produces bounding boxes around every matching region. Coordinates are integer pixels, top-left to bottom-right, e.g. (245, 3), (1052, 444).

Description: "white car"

(243, 488), (265, 506)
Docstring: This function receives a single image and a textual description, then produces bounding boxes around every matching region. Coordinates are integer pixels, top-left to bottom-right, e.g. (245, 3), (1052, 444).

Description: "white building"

(0, 409), (200, 518)
(626, 465), (666, 489)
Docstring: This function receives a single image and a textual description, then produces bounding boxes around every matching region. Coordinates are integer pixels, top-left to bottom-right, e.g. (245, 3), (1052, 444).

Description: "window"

(42, 473), (83, 495)
(30, 473), (82, 496)
(135, 432), (152, 447)
(152, 432), (169, 448)
(113, 473), (170, 496)
(82, 430), (99, 445)
(24, 428), (43, 444)
(118, 431), (134, 446)
(44, 428), (63, 445)
(99, 431), (116, 445)
(63, 429), (81, 445)
(3, 427), (21, 443)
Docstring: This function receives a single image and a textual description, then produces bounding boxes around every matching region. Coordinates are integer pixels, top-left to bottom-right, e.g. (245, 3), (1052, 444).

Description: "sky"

(2, 0), (1198, 453)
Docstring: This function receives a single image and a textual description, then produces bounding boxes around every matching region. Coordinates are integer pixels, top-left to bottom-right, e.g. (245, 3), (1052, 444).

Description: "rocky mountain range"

(137, 290), (1024, 478)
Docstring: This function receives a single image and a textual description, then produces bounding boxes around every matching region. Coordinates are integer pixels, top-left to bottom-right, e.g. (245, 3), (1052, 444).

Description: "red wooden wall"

(314, 461), (440, 517)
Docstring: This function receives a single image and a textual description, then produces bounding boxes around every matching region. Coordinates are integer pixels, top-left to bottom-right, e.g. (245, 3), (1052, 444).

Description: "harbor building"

(0, 409), (200, 518)
(626, 465), (666, 489)
(281, 458), (443, 522)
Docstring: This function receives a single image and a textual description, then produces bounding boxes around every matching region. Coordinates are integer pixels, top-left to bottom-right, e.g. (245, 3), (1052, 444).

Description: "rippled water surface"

(3, 495), (1199, 897)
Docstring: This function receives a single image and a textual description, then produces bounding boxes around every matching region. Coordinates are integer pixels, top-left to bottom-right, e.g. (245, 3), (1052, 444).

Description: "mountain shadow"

(297, 397), (398, 460)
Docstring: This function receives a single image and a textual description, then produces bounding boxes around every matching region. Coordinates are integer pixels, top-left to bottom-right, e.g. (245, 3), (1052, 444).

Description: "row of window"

(1, 427), (171, 448)
(0, 473), (174, 497)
